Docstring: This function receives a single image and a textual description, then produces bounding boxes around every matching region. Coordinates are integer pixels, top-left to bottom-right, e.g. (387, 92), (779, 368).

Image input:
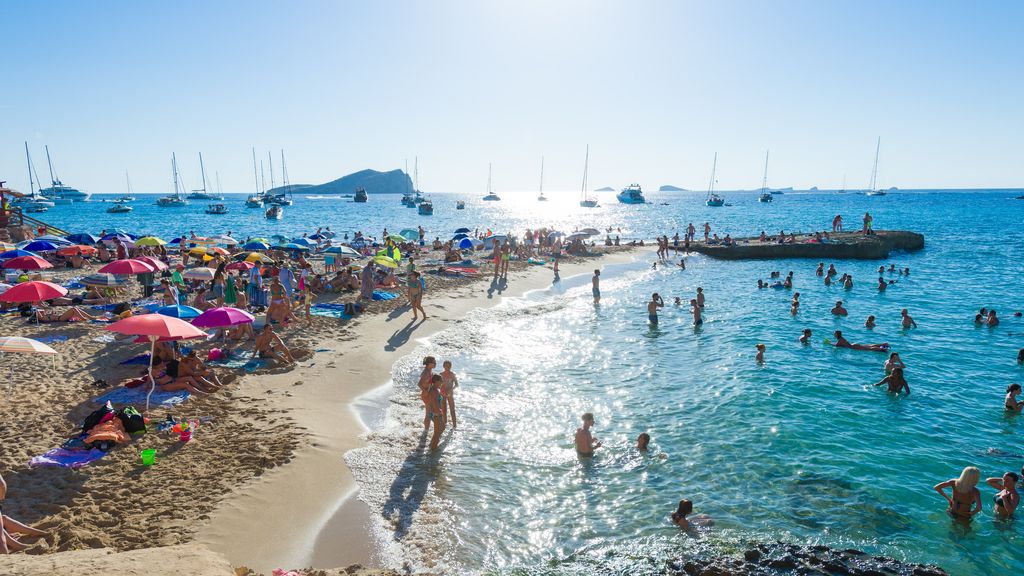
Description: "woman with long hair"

(934, 466), (983, 521)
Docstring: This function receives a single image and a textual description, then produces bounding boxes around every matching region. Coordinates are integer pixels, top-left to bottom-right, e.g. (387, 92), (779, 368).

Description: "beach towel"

(93, 386), (190, 408)
(309, 304), (353, 319)
(120, 353), (151, 365)
(29, 448), (107, 469)
(208, 357), (270, 372)
(36, 334), (69, 344)
(372, 290), (397, 301)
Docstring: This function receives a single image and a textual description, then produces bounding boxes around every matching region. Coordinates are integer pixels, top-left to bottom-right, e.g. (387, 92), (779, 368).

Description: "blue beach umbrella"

(66, 233), (100, 245)
(454, 227), (471, 234)
(35, 234), (71, 245)
(23, 240), (60, 252)
(101, 233), (132, 243)
(309, 233), (327, 240)
(325, 245), (360, 256)
(290, 237), (316, 247)
(0, 249), (39, 259)
(452, 233), (468, 240)
(276, 243), (311, 251)
(271, 234), (289, 242)
(155, 304), (202, 319)
(458, 238), (474, 250)
(243, 241), (270, 250)
(169, 237), (184, 245)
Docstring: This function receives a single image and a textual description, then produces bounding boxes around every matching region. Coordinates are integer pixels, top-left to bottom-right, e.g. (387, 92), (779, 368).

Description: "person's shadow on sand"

(386, 303), (411, 322)
(381, 432), (450, 540)
(385, 319), (423, 351)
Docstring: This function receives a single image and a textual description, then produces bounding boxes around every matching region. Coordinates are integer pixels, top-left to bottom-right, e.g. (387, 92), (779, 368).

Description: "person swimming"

(637, 432), (650, 451)
(670, 499), (713, 531)
(575, 413), (602, 456)
(831, 301), (848, 316)
(832, 330), (889, 352)
(934, 466), (983, 521)
(1005, 383), (1024, 412)
(986, 472), (1020, 517)
(865, 315), (876, 329)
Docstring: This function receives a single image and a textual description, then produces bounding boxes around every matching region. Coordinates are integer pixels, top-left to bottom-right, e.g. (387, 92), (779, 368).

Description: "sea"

(40, 190), (1024, 574)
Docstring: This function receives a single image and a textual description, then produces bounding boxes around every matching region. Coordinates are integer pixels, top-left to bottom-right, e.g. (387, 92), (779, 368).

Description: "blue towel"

(209, 357), (270, 372)
(36, 334), (69, 344)
(65, 282), (85, 290)
(120, 353), (151, 365)
(310, 308), (353, 319)
(372, 291), (397, 301)
(30, 448), (106, 469)
(93, 387), (190, 407)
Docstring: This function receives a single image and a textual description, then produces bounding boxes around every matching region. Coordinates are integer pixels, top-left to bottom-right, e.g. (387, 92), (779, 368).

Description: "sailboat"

(579, 146), (598, 207)
(38, 145), (89, 203)
(266, 151), (293, 205)
(245, 148), (264, 207)
(537, 156), (547, 201)
(401, 159), (416, 207)
(156, 154), (189, 207)
(17, 142), (55, 209)
(705, 153), (724, 207)
(757, 150), (773, 203)
(187, 153), (222, 200)
(482, 164), (501, 201)
(865, 138), (887, 196)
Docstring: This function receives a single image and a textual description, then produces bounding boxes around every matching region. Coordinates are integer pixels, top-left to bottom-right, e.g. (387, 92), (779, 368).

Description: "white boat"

(537, 156), (547, 201)
(24, 202), (49, 213)
(157, 153), (189, 207)
(265, 205), (283, 219)
(186, 153), (223, 200)
(616, 183), (645, 204)
(418, 199), (433, 215)
(482, 163), (501, 201)
(456, 200), (465, 210)
(38, 145), (90, 201)
(245, 195), (264, 208)
(106, 201), (132, 213)
(579, 146), (598, 207)
(757, 151), (773, 203)
(865, 137), (886, 196)
(17, 142), (56, 207)
(705, 152), (724, 207)
(354, 187), (368, 203)
(205, 203), (228, 215)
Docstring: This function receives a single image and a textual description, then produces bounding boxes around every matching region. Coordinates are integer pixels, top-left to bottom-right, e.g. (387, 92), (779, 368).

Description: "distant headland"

(658, 184), (689, 192)
(266, 168), (413, 196)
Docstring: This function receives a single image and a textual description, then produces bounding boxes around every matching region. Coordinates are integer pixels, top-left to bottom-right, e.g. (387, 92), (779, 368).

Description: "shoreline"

(197, 246), (647, 573)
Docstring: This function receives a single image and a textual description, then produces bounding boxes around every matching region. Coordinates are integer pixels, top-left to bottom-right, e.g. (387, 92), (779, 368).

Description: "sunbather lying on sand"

(34, 307), (100, 323)
(152, 359), (214, 394)
(0, 472), (48, 554)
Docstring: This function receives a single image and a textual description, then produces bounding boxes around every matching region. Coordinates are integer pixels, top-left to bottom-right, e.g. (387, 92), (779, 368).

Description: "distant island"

(594, 186), (615, 192)
(659, 185), (689, 192)
(266, 168), (413, 196)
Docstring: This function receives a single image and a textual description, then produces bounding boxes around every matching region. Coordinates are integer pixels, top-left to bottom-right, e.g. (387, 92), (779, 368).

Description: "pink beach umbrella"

(106, 315), (207, 413)
(136, 256), (169, 271)
(0, 281), (68, 303)
(224, 261), (254, 272)
(98, 259), (156, 275)
(191, 306), (255, 328)
(2, 255), (52, 270)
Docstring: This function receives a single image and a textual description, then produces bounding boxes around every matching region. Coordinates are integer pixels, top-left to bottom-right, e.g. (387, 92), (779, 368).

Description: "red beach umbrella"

(56, 245), (98, 256)
(98, 259), (156, 275)
(0, 281), (68, 303)
(106, 315), (207, 413)
(1, 255), (52, 270)
(136, 256), (169, 271)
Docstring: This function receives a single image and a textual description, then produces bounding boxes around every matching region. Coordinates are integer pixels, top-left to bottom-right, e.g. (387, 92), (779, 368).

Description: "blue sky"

(1, 0), (1021, 193)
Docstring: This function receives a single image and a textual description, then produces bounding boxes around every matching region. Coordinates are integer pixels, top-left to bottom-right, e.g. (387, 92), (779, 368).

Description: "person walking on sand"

(440, 360), (459, 428)
(491, 242), (502, 280)
(418, 356), (437, 430)
(575, 412), (602, 456)
(592, 270), (601, 304)
(934, 467), (983, 522)
(832, 214), (843, 232)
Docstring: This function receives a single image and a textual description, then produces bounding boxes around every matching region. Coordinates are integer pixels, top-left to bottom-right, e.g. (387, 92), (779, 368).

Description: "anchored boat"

(616, 183), (645, 204)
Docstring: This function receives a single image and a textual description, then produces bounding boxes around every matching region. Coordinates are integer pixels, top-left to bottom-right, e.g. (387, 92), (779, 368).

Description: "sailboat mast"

(268, 151), (276, 191)
(172, 153), (180, 196)
(280, 150), (289, 188)
(582, 145), (590, 198)
(260, 160), (266, 193)
(198, 152), (208, 192)
(487, 163), (492, 194)
(24, 142), (35, 196)
(414, 156), (419, 193)
(215, 171), (221, 195)
(539, 156), (544, 193)
(126, 170), (131, 194)
(869, 137), (880, 192)
(45, 145), (56, 185)
(405, 159), (410, 195)
(761, 150), (770, 193)
(252, 148), (260, 195)
(708, 152), (718, 195)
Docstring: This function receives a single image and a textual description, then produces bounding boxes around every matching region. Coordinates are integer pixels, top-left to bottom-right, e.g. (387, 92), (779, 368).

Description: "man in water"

(647, 293), (664, 325)
(575, 413), (602, 456)
(690, 299), (703, 326)
(637, 433), (650, 451)
(591, 270), (601, 303)
(831, 300), (848, 316)
(799, 328), (812, 344)
(901, 308), (918, 328)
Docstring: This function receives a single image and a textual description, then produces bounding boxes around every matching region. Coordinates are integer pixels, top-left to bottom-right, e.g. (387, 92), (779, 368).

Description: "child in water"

(671, 499), (713, 531)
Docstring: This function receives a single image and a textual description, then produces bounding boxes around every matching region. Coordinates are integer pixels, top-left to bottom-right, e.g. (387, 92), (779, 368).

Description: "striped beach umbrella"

(243, 241), (270, 250)
(0, 336), (58, 355)
(81, 273), (130, 288)
(181, 267), (216, 281)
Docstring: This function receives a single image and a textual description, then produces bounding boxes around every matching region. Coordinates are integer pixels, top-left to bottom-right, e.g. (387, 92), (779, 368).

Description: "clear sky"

(1, 0), (1021, 194)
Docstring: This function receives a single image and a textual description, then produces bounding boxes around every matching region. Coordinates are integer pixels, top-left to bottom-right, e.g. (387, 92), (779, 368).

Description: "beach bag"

(116, 406), (147, 435)
(81, 402), (115, 434)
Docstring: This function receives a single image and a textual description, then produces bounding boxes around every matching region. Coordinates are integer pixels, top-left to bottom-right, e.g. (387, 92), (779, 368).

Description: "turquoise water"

(339, 190), (1024, 575)
(40, 191), (1024, 573)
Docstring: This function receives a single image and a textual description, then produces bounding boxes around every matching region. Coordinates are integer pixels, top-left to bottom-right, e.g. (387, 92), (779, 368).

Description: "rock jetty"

(671, 230), (924, 260)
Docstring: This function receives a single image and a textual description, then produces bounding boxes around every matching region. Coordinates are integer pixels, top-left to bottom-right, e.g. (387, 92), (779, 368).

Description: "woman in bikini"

(986, 471), (1020, 517)
(440, 360), (459, 428)
(934, 466), (982, 522)
(34, 307), (98, 323)
(427, 374), (446, 451)
(1005, 383), (1023, 412)
(418, 356), (436, 429)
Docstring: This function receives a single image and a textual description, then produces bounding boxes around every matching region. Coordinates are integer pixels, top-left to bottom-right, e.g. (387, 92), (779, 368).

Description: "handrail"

(1, 208), (70, 236)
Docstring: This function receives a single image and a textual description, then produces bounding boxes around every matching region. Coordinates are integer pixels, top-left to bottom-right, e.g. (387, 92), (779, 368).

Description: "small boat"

(456, 200), (465, 210)
(757, 151), (773, 203)
(106, 201), (132, 213)
(18, 143), (56, 207)
(579, 146), (598, 207)
(616, 183), (645, 204)
(157, 153), (189, 207)
(206, 203), (228, 214)
(25, 202), (49, 213)
(482, 163), (501, 201)
(265, 205), (283, 219)
(353, 187), (368, 203)
(418, 199), (433, 215)
(865, 137), (886, 196)
(245, 195), (264, 208)
(705, 152), (724, 206)
(38, 145), (90, 201)
(401, 193), (416, 207)
(115, 195), (135, 202)
(758, 192), (773, 203)
(866, 190), (887, 197)
(268, 194), (292, 206)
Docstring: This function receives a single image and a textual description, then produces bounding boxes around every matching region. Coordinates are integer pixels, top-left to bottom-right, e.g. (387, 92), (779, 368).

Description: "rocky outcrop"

(666, 542), (947, 576)
(677, 231), (924, 260)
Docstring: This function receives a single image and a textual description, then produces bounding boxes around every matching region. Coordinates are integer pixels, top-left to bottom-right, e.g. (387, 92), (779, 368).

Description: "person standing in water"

(440, 360), (459, 428)
(934, 466), (983, 522)
(986, 472), (1020, 517)
(647, 293), (665, 325)
(418, 356), (437, 430)
(575, 413), (602, 456)
(755, 343), (766, 363)
(874, 367), (910, 395)
(426, 374), (446, 450)
(670, 499), (713, 531)
(696, 287), (705, 308)
(690, 299), (703, 326)
(591, 270), (601, 304)
(1005, 383), (1023, 412)
(901, 308), (917, 329)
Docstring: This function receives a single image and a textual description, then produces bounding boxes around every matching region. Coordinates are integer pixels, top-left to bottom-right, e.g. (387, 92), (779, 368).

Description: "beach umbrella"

(98, 259), (156, 275)
(309, 233), (327, 240)
(155, 304), (202, 319)
(2, 255), (52, 270)
(100, 233), (132, 243)
(181, 267), (216, 281)
(225, 261), (255, 271)
(276, 243), (310, 251)
(34, 234), (70, 245)
(135, 236), (167, 247)
(80, 273), (130, 288)
(373, 255), (399, 268)
(452, 233), (468, 240)
(1, 249), (39, 259)
(191, 237), (216, 245)
(0, 281), (68, 303)
(106, 315), (207, 413)
(547, 231), (564, 240)
(208, 246), (229, 255)
(0, 284), (12, 294)
(169, 237), (184, 245)
(0, 243), (16, 252)
(290, 237), (316, 247)
(324, 245), (360, 256)
(386, 234), (407, 243)
(208, 235), (238, 245)
(243, 241), (270, 250)
(66, 233), (99, 245)
(0, 336), (59, 379)
(192, 306), (255, 328)
(454, 227), (471, 234)
(243, 252), (275, 264)
(247, 237), (271, 245)
(458, 238), (474, 250)
(22, 241), (60, 252)
(399, 229), (419, 240)
(56, 245), (98, 256)
(136, 256), (169, 271)
(270, 234), (289, 242)
(581, 228), (600, 236)
(566, 232), (588, 241)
